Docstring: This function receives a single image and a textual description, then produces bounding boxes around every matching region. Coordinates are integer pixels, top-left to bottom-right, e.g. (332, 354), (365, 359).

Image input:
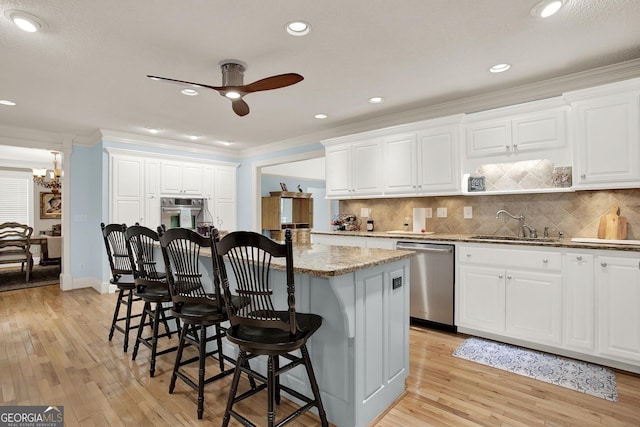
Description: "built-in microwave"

(160, 197), (204, 230)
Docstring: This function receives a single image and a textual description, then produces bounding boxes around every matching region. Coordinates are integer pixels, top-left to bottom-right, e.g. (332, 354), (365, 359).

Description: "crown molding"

(98, 129), (240, 158)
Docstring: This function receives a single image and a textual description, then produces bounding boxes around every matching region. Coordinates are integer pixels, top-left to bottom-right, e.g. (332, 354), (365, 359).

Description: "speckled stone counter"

(312, 230), (640, 252)
(272, 243), (413, 277)
(198, 243), (413, 277)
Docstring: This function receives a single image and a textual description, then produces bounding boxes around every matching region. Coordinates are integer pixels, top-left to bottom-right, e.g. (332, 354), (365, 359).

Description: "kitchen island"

(202, 243), (414, 427)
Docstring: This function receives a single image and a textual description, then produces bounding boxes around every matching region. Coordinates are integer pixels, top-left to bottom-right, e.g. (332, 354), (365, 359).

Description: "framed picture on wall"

(40, 192), (62, 219)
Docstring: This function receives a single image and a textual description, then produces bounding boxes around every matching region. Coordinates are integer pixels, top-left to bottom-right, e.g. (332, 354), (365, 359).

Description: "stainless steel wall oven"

(160, 197), (204, 230)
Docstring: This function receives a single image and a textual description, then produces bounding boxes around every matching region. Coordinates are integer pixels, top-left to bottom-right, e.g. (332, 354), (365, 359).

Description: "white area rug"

(453, 337), (618, 402)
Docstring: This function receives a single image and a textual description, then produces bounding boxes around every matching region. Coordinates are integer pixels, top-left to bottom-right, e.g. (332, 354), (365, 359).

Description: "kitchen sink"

(471, 235), (560, 242)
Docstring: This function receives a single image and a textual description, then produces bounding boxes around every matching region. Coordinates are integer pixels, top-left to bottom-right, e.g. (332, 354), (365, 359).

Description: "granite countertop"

(312, 230), (640, 252)
(200, 244), (414, 278)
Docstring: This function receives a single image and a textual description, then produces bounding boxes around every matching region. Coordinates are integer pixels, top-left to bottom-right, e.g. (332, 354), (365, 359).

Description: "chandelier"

(33, 151), (62, 194)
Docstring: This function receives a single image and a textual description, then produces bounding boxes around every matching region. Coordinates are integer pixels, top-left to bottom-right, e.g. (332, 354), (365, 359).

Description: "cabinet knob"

(498, 274), (504, 279)
(466, 253), (471, 258)
(542, 258), (548, 263)
(581, 174), (586, 179)
(576, 256), (583, 261)
(506, 275), (512, 279)
(601, 262), (607, 267)
(505, 145), (510, 151)
(512, 144), (518, 150)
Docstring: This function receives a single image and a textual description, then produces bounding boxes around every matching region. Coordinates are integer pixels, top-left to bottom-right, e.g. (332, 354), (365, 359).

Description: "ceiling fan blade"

(146, 75), (225, 92)
(232, 99), (250, 116)
(242, 73), (303, 93)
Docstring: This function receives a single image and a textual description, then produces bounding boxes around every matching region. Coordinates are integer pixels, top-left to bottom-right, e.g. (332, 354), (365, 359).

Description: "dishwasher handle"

(396, 244), (453, 254)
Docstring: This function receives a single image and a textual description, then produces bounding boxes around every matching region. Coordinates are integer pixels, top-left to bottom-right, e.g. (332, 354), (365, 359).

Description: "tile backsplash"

(339, 188), (640, 240)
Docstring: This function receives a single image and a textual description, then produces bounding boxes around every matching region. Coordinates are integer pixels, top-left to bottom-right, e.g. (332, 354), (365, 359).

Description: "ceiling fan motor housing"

(220, 62), (245, 86)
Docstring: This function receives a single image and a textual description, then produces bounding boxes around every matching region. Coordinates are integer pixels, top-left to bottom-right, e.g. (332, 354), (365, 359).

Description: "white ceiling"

(1, 0), (639, 155)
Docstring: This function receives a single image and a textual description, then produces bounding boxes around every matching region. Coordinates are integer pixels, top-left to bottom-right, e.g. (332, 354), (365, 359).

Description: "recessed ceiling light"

(369, 97), (384, 104)
(147, 128), (160, 134)
(181, 88), (198, 96)
(216, 140), (232, 146)
(189, 135), (199, 140)
(285, 21), (311, 36)
(530, 0), (566, 18)
(4, 10), (45, 32)
(489, 63), (511, 73)
(0, 100), (17, 106)
(314, 113), (328, 119)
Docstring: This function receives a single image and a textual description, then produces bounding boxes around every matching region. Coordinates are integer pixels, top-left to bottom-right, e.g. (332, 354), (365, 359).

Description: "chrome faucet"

(496, 209), (526, 238)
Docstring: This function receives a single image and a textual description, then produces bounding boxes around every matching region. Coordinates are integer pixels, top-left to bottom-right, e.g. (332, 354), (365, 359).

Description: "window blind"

(0, 170), (30, 224)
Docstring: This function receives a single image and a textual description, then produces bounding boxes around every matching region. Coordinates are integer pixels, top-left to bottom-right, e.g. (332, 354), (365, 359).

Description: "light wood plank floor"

(1, 285), (639, 426)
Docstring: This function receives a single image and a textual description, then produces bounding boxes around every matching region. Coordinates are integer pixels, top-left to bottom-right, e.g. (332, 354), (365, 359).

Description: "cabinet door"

(111, 155), (144, 225)
(417, 126), (459, 193)
(563, 253), (595, 352)
(383, 134), (417, 194)
(464, 119), (511, 158)
(325, 144), (352, 197)
(505, 270), (562, 346)
(181, 163), (203, 194)
(512, 109), (567, 153)
(457, 265), (506, 333)
(160, 161), (183, 194)
(597, 255), (640, 362)
(144, 159), (161, 228)
(351, 140), (382, 195)
(573, 93), (640, 187)
(215, 166), (236, 231)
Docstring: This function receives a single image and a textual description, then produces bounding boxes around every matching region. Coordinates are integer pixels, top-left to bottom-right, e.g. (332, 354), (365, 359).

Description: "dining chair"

(101, 222), (142, 352)
(212, 228), (328, 427)
(125, 224), (180, 377)
(0, 222), (34, 282)
(158, 226), (238, 419)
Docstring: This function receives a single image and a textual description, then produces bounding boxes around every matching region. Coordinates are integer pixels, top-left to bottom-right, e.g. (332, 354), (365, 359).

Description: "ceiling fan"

(147, 60), (303, 117)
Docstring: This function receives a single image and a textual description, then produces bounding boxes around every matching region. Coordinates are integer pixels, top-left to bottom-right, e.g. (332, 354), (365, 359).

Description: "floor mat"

(453, 337), (618, 402)
(0, 264), (60, 292)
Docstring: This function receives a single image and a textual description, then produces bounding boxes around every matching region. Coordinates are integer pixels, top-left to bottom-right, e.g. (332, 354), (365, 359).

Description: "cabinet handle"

(601, 262), (607, 267)
(576, 256), (582, 261)
(512, 144), (518, 150)
(505, 145), (510, 151)
(542, 258), (548, 263)
(581, 174), (586, 179)
(498, 274), (504, 279)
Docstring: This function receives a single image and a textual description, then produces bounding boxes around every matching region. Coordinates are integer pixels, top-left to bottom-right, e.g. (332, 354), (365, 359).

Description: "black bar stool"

(212, 228), (328, 427)
(101, 222), (142, 352)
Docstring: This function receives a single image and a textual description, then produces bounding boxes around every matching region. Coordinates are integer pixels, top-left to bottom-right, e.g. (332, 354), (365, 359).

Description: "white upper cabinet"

(383, 123), (460, 195)
(566, 79), (640, 189)
(325, 138), (382, 198)
(160, 160), (203, 195)
(463, 98), (570, 173)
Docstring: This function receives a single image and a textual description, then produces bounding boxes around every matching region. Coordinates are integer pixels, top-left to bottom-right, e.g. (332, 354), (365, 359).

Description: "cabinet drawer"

(458, 245), (562, 271)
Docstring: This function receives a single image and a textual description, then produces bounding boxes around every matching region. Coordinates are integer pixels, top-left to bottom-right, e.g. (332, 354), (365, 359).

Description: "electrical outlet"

(425, 208), (433, 218)
(437, 207), (447, 218)
(464, 206), (473, 219)
(360, 208), (370, 217)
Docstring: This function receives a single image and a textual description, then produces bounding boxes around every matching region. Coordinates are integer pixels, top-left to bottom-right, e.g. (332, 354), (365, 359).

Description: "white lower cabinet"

(563, 252), (595, 352)
(458, 245), (562, 345)
(596, 254), (640, 364)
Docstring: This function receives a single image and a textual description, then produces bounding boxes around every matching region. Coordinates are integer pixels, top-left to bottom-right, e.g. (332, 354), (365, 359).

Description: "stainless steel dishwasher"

(396, 241), (455, 331)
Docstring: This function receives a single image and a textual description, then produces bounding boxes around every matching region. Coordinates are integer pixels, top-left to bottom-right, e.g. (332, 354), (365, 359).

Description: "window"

(0, 170), (32, 224)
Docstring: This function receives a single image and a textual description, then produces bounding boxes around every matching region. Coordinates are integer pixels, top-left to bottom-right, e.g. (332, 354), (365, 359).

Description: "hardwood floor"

(1, 286), (639, 426)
